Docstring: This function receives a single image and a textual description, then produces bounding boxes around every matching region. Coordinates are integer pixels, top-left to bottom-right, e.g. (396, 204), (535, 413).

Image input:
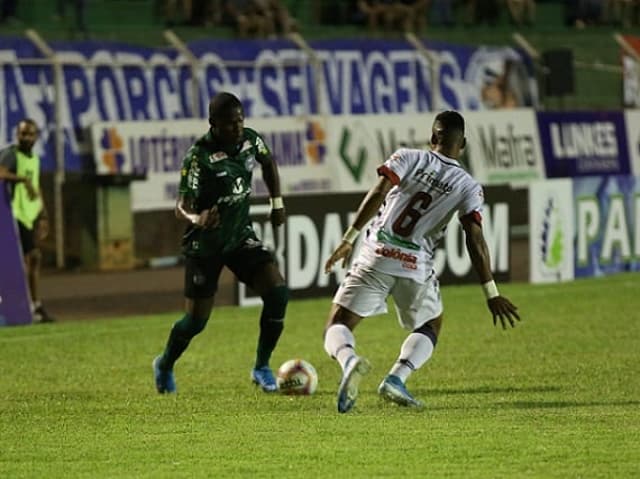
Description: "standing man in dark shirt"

(153, 92), (289, 394)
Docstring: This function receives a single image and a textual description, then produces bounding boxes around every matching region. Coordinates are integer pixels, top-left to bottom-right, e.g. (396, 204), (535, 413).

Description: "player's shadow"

(423, 385), (562, 396)
(500, 399), (640, 409)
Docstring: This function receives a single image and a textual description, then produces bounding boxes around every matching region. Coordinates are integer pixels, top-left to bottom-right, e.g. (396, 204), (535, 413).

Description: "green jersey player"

(153, 92), (288, 394)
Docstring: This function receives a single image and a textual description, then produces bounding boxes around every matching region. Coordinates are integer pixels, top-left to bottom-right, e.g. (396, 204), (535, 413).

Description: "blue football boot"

(337, 356), (371, 413)
(251, 366), (278, 393)
(378, 375), (423, 409)
(153, 355), (176, 394)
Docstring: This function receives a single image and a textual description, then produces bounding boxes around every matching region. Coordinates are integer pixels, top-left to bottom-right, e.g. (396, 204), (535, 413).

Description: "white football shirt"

(357, 148), (484, 282)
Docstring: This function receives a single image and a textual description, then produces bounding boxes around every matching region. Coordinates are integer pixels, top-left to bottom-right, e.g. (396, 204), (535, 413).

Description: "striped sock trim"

(398, 358), (416, 371)
(334, 344), (354, 360)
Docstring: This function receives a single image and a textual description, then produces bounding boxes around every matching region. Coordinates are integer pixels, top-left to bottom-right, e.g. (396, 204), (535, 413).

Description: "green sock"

(160, 313), (208, 370)
(255, 285), (288, 368)
(255, 315), (284, 368)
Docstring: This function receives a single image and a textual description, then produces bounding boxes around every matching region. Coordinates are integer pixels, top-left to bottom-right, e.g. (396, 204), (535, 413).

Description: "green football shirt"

(179, 127), (271, 256)
(12, 149), (42, 229)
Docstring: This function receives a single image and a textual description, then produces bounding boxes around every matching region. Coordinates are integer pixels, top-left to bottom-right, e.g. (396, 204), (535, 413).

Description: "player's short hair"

(18, 118), (39, 131)
(432, 110), (464, 147)
(434, 110), (464, 135)
(209, 92), (243, 120)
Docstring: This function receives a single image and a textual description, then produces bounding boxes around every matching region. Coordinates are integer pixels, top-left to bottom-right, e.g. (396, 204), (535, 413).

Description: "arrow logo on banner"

(339, 127), (367, 182)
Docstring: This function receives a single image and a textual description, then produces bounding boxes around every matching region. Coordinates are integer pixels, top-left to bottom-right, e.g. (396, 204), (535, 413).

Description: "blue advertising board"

(537, 111), (632, 177)
(573, 175), (640, 278)
(0, 37), (535, 173)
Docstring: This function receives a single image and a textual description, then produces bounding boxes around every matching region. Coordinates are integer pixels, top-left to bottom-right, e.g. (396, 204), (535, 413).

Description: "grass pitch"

(1, 274), (639, 478)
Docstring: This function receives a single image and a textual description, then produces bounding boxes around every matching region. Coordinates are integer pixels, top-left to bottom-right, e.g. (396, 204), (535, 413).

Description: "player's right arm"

(175, 148), (219, 229)
(0, 148), (37, 200)
(325, 148), (412, 273)
(460, 213), (520, 329)
(324, 175), (394, 273)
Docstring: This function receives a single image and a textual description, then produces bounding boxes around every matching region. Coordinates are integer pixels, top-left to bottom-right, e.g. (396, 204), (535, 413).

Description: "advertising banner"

(240, 187), (518, 304)
(464, 109), (545, 185)
(326, 113), (435, 192)
(623, 109), (640, 176)
(91, 116), (334, 211)
(621, 35), (640, 108)
(528, 179), (575, 284)
(0, 37), (536, 173)
(537, 111), (631, 177)
(573, 175), (640, 278)
(0, 184), (32, 326)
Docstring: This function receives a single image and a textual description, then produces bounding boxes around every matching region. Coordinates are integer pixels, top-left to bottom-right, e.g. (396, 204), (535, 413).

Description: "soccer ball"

(276, 359), (318, 395)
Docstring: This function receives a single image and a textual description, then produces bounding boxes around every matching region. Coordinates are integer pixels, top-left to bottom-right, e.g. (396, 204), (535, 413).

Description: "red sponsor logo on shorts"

(375, 247), (418, 269)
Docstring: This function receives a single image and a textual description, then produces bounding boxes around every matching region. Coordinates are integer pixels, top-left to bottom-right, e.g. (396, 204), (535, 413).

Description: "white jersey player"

(323, 111), (520, 413)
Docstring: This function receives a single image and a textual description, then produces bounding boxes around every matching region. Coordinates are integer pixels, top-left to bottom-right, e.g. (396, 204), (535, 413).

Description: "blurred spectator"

(605, 0), (638, 26)
(506, 0), (535, 26)
(224, 0), (274, 37)
(319, 0), (359, 25)
(430, 0), (456, 27)
(0, 0), (19, 24)
(189, 0), (221, 26)
(466, 0), (501, 26)
(224, 0), (296, 38)
(358, 0), (429, 33)
(164, 0), (193, 27)
(357, 0), (395, 32)
(481, 59), (534, 108)
(268, 0), (298, 34)
(405, 0), (430, 32)
(55, 0), (89, 38)
(565, 0), (604, 28)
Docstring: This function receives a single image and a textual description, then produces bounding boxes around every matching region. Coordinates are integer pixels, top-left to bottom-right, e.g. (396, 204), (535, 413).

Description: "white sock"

(324, 324), (357, 371)
(388, 333), (435, 383)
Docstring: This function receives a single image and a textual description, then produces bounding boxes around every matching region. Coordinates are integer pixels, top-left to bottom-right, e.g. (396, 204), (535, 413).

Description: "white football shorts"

(333, 263), (443, 330)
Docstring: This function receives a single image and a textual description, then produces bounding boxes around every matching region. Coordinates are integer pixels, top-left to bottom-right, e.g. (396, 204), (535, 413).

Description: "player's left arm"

(461, 214), (520, 329)
(255, 134), (285, 228)
(36, 193), (49, 241)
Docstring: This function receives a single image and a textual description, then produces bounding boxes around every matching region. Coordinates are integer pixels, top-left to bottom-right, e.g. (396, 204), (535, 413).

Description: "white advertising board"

(464, 109), (545, 185)
(528, 179), (575, 283)
(325, 113), (436, 192)
(623, 110), (640, 176)
(91, 117), (336, 211)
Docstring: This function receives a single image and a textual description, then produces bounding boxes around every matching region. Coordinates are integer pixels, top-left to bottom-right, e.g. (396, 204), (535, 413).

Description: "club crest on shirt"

(209, 151), (228, 163)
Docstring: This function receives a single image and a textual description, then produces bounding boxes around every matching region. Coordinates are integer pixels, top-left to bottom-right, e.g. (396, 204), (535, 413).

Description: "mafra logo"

(477, 124), (536, 168)
(100, 128), (125, 173)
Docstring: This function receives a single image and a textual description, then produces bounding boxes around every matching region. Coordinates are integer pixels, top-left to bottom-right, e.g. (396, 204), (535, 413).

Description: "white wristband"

(342, 226), (360, 245)
(270, 197), (284, 209)
(482, 280), (500, 300)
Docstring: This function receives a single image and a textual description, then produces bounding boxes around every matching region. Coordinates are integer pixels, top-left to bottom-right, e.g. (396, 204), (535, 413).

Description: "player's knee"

(413, 319), (439, 346)
(262, 284), (289, 321)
